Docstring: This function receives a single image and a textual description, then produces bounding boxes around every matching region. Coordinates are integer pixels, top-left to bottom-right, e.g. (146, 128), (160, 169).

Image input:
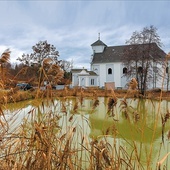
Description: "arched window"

(123, 67), (127, 74)
(138, 66), (143, 73)
(91, 79), (94, 85)
(108, 68), (112, 74)
(166, 67), (169, 74)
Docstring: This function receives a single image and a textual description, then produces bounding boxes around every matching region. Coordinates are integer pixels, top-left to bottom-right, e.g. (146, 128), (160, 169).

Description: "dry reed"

(0, 49), (170, 169)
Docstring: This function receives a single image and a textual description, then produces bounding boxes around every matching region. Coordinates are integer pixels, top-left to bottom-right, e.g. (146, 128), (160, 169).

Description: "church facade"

(71, 37), (167, 90)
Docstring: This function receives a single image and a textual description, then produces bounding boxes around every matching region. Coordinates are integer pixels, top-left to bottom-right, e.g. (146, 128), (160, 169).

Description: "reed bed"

(0, 83), (170, 170)
(0, 50), (170, 169)
(0, 47), (170, 170)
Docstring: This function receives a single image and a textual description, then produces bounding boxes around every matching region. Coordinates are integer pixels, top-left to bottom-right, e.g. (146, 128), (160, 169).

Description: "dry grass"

(0, 49), (170, 169)
(1, 87), (170, 105)
(0, 86), (169, 170)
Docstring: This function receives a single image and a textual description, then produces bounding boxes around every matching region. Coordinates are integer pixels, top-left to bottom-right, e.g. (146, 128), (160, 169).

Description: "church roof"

(91, 40), (107, 47)
(71, 69), (98, 76)
(91, 43), (166, 63)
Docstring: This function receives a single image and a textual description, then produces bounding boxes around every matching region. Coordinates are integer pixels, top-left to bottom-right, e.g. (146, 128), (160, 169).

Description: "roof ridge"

(107, 42), (158, 48)
(91, 39), (107, 46)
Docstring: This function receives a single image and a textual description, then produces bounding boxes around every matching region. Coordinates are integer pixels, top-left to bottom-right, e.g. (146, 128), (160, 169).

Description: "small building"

(71, 68), (98, 88)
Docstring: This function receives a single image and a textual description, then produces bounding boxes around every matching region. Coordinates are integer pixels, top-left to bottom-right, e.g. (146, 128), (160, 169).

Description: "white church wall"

(72, 73), (79, 86)
(113, 62), (122, 88)
(79, 76), (89, 87)
(106, 64), (114, 82)
(151, 63), (165, 89)
(121, 64), (129, 88)
(92, 62), (123, 88)
(91, 64), (100, 75)
(91, 64), (103, 87)
(99, 64), (107, 87)
(92, 46), (105, 53)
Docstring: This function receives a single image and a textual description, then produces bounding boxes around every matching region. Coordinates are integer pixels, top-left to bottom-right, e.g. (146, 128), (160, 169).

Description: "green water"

(4, 97), (170, 169)
(88, 98), (170, 169)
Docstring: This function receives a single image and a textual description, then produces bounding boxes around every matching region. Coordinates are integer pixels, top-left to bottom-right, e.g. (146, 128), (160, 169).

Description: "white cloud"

(0, 1), (170, 69)
(0, 45), (23, 64)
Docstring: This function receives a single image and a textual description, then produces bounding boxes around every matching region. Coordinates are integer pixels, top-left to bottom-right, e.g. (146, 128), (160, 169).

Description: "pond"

(2, 97), (170, 169)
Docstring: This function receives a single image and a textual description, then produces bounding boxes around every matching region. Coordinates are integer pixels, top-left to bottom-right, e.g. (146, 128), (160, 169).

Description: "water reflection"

(88, 98), (170, 169)
(3, 97), (170, 142)
(3, 97), (170, 169)
(88, 98), (170, 141)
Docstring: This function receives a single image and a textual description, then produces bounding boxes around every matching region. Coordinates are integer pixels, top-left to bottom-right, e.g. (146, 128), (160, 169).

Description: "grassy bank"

(1, 86), (170, 104)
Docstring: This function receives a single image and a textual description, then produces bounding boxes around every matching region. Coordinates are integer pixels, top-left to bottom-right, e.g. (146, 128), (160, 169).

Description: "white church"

(71, 35), (166, 90)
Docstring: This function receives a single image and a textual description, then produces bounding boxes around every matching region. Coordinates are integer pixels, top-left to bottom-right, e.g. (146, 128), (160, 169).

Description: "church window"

(91, 79), (94, 85)
(138, 66), (143, 73)
(166, 67), (169, 74)
(108, 68), (112, 74)
(123, 67), (127, 74)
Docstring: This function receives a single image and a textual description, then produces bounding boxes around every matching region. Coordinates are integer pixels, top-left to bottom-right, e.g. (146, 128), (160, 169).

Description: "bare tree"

(60, 60), (73, 72)
(165, 52), (170, 91)
(17, 41), (63, 87)
(122, 26), (166, 95)
(60, 60), (73, 82)
(17, 40), (59, 66)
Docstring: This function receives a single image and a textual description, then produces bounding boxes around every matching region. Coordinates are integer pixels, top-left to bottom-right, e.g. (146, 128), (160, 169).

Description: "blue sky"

(0, 0), (170, 69)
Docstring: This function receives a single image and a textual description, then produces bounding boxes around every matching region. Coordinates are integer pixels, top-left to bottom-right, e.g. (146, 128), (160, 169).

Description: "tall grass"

(1, 88), (170, 169)
(0, 50), (170, 169)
